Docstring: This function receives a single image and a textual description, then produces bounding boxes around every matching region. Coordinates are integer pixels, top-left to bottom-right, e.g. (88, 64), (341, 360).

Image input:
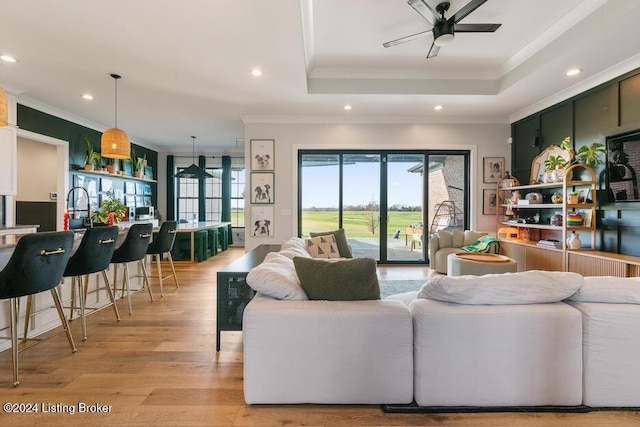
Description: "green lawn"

(302, 210), (422, 238)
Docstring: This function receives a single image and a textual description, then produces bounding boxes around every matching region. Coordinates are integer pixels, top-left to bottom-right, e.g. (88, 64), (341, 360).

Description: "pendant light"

(0, 86), (8, 126)
(173, 136), (213, 179)
(101, 73), (130, 159)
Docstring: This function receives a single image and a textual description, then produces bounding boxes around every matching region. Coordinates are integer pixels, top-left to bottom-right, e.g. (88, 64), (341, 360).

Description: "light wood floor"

(0, 247), (638, 426)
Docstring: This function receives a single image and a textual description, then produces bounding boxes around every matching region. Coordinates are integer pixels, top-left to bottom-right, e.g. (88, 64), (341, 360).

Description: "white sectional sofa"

(411, 299), (582, 407)
(243, 295), (413, 404)
(242, 238), (640, 409)
(566, 276), (640, 407)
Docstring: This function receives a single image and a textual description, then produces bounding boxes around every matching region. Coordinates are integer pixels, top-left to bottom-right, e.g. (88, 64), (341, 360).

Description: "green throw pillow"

(292, 257), (380, 301)
(309, 228), (353, 258)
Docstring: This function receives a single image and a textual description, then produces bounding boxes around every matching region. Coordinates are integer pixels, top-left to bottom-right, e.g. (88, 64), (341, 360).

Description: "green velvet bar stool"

(207, 228), (219, 257)
(194, 230), (208, 261)
(218, 226), (229, 251)
(172, 231), (208, 262)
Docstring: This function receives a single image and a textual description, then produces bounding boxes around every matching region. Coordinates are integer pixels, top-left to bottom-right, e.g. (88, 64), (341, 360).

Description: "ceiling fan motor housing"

(433, 19), (455, 46)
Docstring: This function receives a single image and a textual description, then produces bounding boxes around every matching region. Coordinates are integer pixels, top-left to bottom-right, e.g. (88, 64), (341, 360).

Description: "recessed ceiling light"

(566, 68), (582, 76)
(434, 105), (443, 111)
(0, 54), (18, 63)
(82, 94), (94, 100)
(344, 104), (352, 111)
(251, 68), (262, 77)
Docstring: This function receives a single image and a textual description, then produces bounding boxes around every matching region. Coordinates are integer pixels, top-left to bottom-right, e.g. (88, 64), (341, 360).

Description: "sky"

(301, 161), (423, 208)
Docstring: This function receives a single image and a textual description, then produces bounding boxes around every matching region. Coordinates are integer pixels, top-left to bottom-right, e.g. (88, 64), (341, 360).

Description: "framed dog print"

(483, 157), (504, 183)
(483, 188), (497, 215)
(251, 172), (275, 204)
(251, 206), (274, 237)
(250, 139), (274, 171)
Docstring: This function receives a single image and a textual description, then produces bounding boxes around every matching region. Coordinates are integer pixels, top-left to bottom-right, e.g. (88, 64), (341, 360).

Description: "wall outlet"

(50, 192), (58, 200)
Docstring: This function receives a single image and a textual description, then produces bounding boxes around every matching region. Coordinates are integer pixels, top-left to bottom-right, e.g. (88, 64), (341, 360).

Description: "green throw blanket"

(460, 235), (500, 254)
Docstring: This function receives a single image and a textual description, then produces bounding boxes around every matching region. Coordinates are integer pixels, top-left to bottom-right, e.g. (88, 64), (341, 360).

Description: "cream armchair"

(428, 229), (493, 274)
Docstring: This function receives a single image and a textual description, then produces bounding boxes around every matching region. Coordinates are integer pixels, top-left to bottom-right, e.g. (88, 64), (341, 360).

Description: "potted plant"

(575, 141), (607, 167)
(130, 148), (145, 178)
(543, 154), (567, 182)
(104, 157), (117, 174)
(91, 190), (128, 225)
(567, 191), (579, 204)
(84, 139), (102, 171)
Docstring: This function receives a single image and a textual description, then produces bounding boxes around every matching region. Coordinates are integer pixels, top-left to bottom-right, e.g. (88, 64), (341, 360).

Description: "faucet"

(66, 186), (93, 228)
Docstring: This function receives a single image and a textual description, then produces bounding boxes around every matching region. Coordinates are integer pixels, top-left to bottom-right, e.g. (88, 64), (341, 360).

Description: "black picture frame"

(483, 157), (505, 183)
(483, 189), (497, 215)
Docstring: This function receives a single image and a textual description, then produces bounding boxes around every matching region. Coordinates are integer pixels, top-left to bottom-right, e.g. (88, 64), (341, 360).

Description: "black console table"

(216, 244), (280, 352)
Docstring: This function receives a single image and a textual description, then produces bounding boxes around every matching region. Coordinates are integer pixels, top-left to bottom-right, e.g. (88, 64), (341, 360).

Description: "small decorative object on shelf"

(566, 212), (583, 226)
(551, 192), (563, 204)
(551, 212), (563, 226)
(567, 231), (582, 249)
(567, 191), (579, 204)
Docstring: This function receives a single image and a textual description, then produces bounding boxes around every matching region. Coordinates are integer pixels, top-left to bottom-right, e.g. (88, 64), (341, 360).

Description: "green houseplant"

(130, 148), (145, 178)
(91, 190), (128, 225)
(84, 139), (102, 171)
(575, 141), (607, 167)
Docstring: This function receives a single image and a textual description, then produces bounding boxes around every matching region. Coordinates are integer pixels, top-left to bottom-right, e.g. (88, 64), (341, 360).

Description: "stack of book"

(536, 239), (562, 249)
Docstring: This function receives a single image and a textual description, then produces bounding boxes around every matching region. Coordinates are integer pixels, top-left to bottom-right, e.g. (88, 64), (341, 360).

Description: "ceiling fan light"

(0, 87), (8, 126)
(101, 127), (130, 159)
(434, 33), (455, 46)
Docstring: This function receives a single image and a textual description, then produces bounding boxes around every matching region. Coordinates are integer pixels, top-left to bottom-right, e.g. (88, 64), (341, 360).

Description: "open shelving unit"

(496, 164), (596, 270)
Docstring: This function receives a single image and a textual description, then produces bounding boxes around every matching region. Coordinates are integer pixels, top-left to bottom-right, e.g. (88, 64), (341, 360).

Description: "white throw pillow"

(246, 252), (308, 300)
(567, 276), (640, 304)
(281, 237), (307, 252)
(278, 245), (312, 260)
(418, 270), (584, 305)
(305, 234), (341, 259)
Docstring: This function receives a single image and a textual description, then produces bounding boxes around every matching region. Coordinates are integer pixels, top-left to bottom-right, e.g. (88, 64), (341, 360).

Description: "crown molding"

(241, 114), (508, 125)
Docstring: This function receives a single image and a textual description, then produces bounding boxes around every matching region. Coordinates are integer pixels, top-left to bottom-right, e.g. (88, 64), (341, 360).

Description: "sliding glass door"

(299, 150), (469, 264)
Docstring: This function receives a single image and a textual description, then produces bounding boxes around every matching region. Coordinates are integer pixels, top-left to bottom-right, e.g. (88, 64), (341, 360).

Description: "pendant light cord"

(191, 136), (196, 163)
(110, 73), (122, 128)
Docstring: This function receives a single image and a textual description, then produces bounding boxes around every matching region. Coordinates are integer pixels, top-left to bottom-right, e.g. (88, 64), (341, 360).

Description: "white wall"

(17, 137), (58, 201)
(243, 122), (511, 251)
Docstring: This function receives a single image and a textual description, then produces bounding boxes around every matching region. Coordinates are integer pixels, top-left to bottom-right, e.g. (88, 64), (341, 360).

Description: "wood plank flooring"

(0, 248), (638, 426)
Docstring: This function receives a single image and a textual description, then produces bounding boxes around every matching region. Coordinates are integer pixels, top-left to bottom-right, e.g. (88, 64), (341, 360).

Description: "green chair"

(172, 231), (208, 262)
(218, 226), (229, 251)
(207, 228), (219, 256)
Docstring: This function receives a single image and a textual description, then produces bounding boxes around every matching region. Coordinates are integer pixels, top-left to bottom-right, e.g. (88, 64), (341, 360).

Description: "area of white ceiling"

(0, 0), (639, 150)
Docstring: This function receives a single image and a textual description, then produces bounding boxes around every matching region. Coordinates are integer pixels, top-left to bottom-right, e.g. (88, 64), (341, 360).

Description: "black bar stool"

(146, 221), (179, 296)
(110, 223), (154, 314)
(0, 231), (75, 387)
(64, 226), (121, 340)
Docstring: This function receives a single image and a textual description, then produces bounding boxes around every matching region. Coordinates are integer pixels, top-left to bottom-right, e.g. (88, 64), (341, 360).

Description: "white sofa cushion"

(568, 301), (640, 407)
(418, 270), (583, 305)
(243, 295), (414, 404)
(246, 252), (308, 300)
(568, 276), (640, 303)
(410, 298), (583, 406)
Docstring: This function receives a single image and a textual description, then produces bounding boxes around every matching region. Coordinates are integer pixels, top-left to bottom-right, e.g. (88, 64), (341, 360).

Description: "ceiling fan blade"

(383, 29), (432, 48)
(450, 0), (488, 24)
(426, 42), (440, 59)
(454, 23), (501, 32)
(408, 0), (438, 25)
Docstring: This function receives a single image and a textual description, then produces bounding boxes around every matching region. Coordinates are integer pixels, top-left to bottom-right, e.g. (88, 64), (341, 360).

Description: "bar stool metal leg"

(101, 270), (121, 321)
(10, 297), (19, 387)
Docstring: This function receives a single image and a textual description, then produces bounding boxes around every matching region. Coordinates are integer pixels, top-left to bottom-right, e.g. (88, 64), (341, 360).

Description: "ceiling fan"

(383, 0), (501, 59)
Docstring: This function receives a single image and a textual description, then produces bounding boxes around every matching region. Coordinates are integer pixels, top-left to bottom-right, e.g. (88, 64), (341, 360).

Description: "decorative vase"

(551, 192), (563, 204)
(544, 171), (555, 183)
(567, 231), (582, 249)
